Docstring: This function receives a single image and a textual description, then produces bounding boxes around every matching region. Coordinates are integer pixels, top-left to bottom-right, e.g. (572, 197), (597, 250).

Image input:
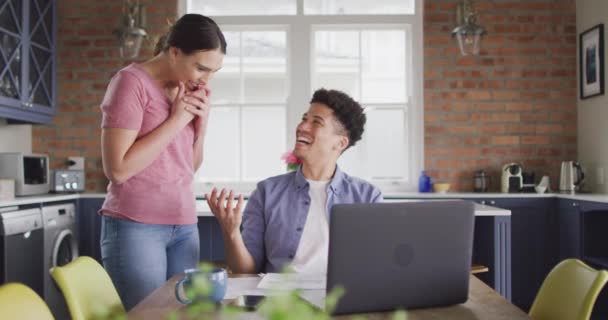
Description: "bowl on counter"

(433, 182), (451, 194)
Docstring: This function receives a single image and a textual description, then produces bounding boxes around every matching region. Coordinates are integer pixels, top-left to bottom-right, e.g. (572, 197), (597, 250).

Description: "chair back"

(529, 258), (608, 320)
(0, 283), (55, 320)
(51, 256), (125, 320)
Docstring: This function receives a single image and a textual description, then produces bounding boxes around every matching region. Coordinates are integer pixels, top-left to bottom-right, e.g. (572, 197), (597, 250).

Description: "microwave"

(0, 153), (50, 196)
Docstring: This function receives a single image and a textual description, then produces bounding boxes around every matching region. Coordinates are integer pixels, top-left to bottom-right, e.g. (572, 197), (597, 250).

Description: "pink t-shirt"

(99, 63), (196, 225)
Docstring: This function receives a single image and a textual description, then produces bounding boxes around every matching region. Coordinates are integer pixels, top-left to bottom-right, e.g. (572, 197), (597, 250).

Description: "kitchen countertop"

(2, 192), (607, 214)
(384, 192), (550, 198)
(0, 193), (80, 208)
(382, 192), (608, 203)
(193, 199), (511, 217)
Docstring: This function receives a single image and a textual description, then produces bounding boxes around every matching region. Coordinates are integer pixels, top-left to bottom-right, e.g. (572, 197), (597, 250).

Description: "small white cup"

(535, 186), (547, 194)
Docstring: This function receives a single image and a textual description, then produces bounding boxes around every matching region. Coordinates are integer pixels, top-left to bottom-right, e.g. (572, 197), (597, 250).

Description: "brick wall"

(424, 0), (577, 191)
(32, 0), (176, 191)
(33, 0), (577, 192)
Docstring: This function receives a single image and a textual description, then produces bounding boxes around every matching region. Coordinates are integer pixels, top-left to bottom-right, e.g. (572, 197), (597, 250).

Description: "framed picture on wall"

(580, 24), (604, 99)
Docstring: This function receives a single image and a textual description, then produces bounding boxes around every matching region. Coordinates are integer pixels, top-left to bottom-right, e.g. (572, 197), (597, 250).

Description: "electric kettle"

(559, 161), (584, 192)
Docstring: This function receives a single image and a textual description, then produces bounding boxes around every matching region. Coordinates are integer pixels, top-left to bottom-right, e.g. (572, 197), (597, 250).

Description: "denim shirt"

(241, 166), (383, 273)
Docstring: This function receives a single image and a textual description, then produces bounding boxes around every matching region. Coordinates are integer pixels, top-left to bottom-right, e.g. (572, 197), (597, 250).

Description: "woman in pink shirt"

(98, 14), (225, 310)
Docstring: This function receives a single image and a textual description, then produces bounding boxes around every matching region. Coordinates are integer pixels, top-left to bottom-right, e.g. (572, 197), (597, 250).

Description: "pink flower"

(281, 150), (302, 165)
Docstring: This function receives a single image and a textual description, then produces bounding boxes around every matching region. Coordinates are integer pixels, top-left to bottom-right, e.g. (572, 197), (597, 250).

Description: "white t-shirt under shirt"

(290, 179), (330, 274)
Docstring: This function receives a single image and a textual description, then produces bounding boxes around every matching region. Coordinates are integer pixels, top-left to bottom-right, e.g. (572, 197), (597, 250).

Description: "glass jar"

(474, 170), (488, 192)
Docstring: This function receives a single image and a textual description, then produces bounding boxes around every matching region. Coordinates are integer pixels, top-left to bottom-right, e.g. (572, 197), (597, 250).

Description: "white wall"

(577, 0), (608, 193)
(0, 120), (31, 153)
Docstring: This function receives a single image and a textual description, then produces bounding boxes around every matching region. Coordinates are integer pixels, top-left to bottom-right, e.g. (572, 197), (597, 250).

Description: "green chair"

(51, 256), (126, 320)
(529, 258), (608, 320)
(0, 283), (55, 320)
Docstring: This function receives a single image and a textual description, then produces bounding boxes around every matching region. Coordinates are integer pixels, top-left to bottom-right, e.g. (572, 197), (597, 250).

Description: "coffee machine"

(501, 163), (523, 193)
(521, 171), (536, 193)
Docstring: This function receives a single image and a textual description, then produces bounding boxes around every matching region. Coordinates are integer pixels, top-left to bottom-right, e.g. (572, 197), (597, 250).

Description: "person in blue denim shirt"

(206, 89), (382, 274)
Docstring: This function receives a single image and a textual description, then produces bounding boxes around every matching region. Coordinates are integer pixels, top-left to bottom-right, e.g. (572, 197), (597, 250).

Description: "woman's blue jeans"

(100, 215), (200, 310)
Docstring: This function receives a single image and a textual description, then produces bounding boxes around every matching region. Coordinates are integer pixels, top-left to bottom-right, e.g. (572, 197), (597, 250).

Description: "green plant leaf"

(392, 309), (408, 320)
(324, 286), (345, 313)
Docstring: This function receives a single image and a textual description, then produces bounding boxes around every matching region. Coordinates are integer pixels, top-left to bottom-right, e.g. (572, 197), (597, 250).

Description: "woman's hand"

(183, 84), (211, 140)
(206, 188), (244, 238)
(170, 82), (195, 127)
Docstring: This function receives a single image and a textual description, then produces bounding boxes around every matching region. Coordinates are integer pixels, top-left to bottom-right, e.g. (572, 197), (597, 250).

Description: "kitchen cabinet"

(197, 217), (226, 262)
(577, 201), (608, 269)
(558, 198), (582, 261)
(469, 197), (606, 316)
(0, 0), (57, 124)
(501, 198), (556, 312)
(468, 214), (511, 301)
(77, 198), (226, 264)
(77, 198), (104, 263)
(555, 198), (608, 265)
(570, 200), (608, 319)
(466, 197), (557, 312)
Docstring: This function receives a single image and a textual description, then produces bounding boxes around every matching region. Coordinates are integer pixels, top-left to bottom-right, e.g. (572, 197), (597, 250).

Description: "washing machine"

(0, 207), (44, 296)
(42, 203), (78, 320)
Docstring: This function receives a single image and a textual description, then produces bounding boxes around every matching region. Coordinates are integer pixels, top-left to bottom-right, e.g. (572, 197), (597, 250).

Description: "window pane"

(340, 108), (407, 181)
(211, 76), (240, 104)
(313, 31), (360, 99)
(305, 0), (414, 15)
(211, 32), (240, 104)
(242, 107), (286, 181)
(243, 32), (287, 103)
(188, 0), (296, 16)
(337, 142), (365, 178)
(198, 107), (240, 181)
(361, 30), (407, 103)
(366, 108), (407, 180)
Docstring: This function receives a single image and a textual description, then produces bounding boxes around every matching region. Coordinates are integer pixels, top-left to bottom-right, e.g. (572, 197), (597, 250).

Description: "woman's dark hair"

(310, 88), (366, 149)
(154, 14), (226, 56)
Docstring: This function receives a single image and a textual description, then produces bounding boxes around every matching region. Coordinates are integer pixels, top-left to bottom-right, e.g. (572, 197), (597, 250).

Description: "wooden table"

(128, 274), (529, 320)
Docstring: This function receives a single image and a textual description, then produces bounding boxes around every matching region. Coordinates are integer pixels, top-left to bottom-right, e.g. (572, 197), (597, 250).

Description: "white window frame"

(179, 0), (424, 194)
(200, 25), (290, 191)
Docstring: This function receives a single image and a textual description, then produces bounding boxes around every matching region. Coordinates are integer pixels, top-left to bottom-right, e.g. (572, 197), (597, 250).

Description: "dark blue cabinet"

(77, 198), (104, 263)
(467, 197), (557, 312)
(0, 0), (56, 124)
(581, 212), (608, 269)
(558, 198), (581, 261)
(77, 198), (225, 264)
(556, 199), (608, 268)
(566, 200), (608, 319)
(197, 217), (226, 262)
(498, 198), (556, 312)
(469, 214), (511, 301)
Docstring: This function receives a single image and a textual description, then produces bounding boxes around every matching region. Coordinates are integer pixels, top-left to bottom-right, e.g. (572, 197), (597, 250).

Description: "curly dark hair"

(310, 88), (366, 149)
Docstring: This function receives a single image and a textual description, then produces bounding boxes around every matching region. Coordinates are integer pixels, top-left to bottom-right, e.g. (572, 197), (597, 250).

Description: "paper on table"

(298, 290), (326, 310)
(224, 277), (269, 299)
(257, 273), (326, 290)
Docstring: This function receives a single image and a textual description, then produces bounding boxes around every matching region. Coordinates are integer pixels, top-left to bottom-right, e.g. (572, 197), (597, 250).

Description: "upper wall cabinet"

(0, 0), (56, 124)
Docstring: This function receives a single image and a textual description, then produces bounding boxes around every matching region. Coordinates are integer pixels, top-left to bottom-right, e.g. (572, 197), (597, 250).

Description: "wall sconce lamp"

(114, 0), (148, 59)
(451, 0), (487, 56)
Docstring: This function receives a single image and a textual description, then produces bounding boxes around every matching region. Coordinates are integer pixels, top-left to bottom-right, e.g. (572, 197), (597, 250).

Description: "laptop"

(326, 200), (475, 315)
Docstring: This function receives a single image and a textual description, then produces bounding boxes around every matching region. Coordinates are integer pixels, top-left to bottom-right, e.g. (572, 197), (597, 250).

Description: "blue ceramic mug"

(174, 267), (227, 304)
